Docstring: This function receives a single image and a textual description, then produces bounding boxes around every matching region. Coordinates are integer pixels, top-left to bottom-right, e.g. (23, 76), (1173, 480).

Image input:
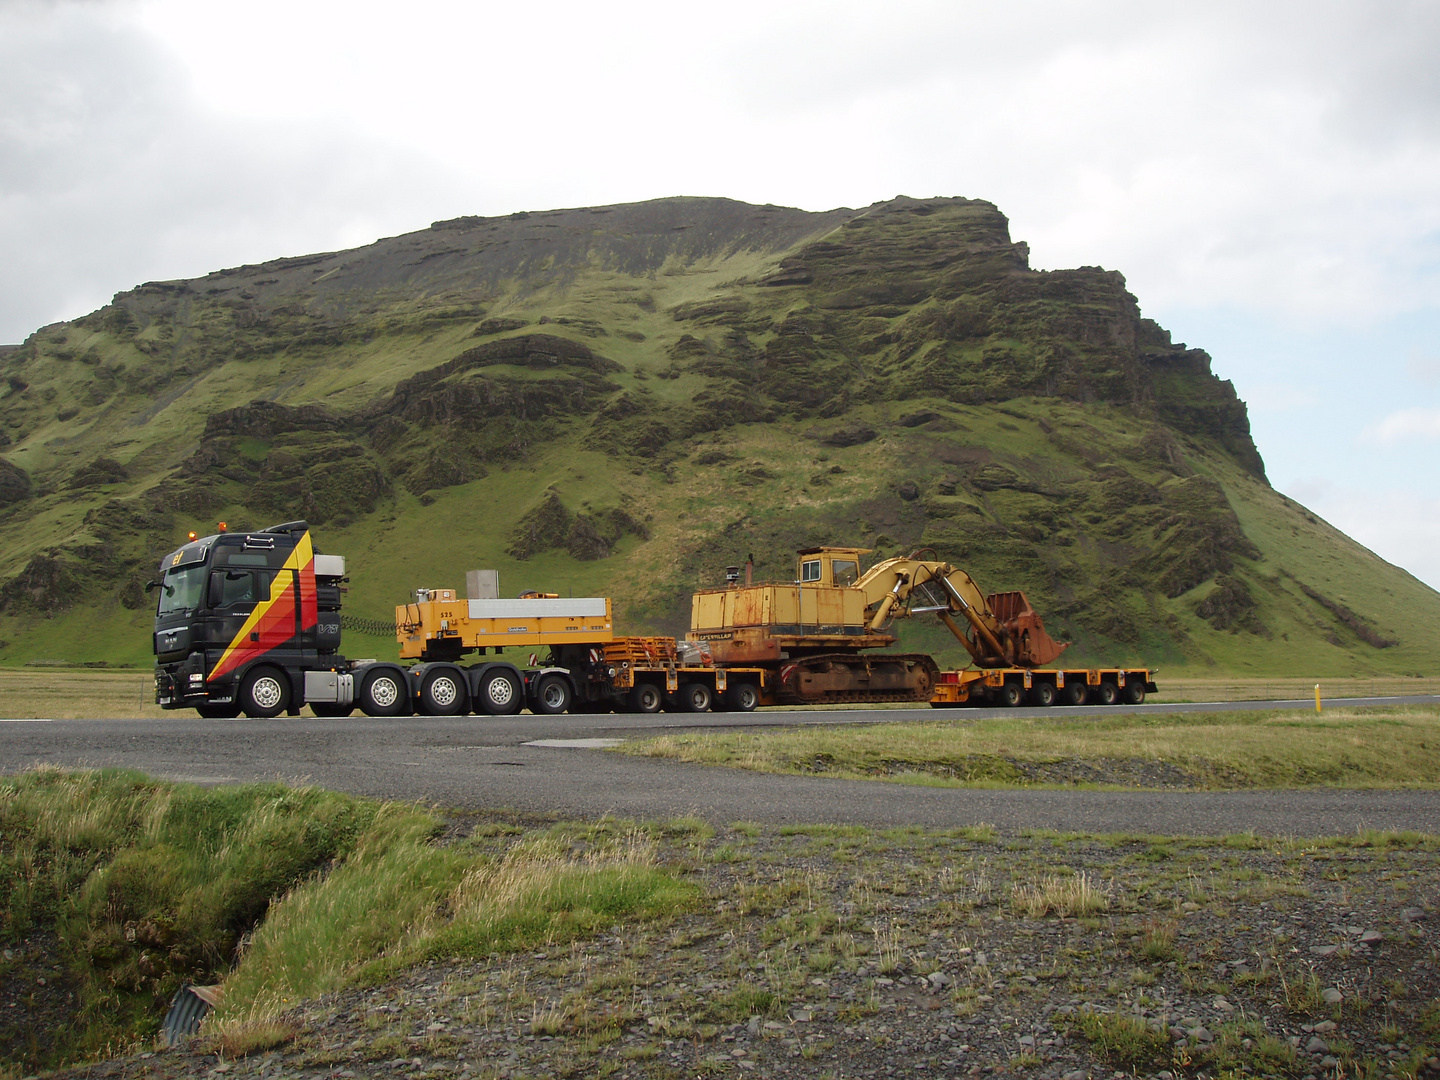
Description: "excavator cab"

(796, 547), (868, 587)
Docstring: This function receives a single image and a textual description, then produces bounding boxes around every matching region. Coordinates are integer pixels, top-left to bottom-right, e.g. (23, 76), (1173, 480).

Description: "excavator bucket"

(987, 591), (1069, 667)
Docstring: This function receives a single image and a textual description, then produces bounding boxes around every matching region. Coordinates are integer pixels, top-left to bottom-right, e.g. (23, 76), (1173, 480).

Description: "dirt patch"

(48, 821), (1440, 1080)
(0, 931), (83, 1067)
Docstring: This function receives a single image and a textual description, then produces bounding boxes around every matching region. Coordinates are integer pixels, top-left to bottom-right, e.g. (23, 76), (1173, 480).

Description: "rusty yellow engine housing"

(689, 549), (896, 662)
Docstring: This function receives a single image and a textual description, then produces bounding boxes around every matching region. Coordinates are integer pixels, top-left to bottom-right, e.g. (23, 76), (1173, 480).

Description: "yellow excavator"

(689, 546), (1068, 705)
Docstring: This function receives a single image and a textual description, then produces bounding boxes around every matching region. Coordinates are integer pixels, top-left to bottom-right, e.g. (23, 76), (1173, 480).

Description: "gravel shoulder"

(48, 814), (1440, 1080)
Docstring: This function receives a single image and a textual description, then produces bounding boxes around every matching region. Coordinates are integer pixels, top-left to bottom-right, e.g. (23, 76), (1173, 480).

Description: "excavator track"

(775, 652), (940, 706)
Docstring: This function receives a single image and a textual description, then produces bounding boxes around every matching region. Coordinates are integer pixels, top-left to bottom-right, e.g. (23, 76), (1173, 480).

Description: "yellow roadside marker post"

(1315, 683), (1322, 714)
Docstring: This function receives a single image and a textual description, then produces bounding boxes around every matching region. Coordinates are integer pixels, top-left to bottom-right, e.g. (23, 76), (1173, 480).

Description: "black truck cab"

(151, 520), (349, 718)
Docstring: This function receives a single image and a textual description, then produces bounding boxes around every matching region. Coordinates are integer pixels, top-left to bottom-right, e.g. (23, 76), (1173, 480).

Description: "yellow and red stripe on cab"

(208, 531), (319, 683)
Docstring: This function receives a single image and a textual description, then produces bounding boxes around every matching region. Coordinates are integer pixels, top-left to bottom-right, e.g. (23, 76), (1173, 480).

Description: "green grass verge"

(616, 705), (1440, 789)
(0, 769), (695, 1074)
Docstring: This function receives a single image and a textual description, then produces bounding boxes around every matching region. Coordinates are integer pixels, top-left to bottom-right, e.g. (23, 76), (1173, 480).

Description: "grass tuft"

(1010, 871), (1108, 917)
(1074, 1009), (1170, 1066)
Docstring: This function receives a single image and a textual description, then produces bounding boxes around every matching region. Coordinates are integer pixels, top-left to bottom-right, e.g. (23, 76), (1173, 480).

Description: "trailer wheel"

(240, 666), (290, 719)
(724, 681), (759, 712)
(532, 674), (573, 715)
(628, 682), (662, 714)
(1062, 681), (1089, 706)
(1123, 681), (1146, 705)
(1028, 681), (1056, 707)
(359, 671), (407, 717)
(676, 682), (712, 712)
(309, 702), (354, 718)
(196, 703), (241, 719)
(1094, 681), (1120, 706)
(421, 669), (466, 716)
(477, 670), (523, 716)
(996, 682), (1024, 708)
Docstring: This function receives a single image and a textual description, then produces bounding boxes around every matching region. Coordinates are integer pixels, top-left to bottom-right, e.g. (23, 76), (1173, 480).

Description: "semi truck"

(150, 521), (1155, 718)
(149, 520), (766, 718)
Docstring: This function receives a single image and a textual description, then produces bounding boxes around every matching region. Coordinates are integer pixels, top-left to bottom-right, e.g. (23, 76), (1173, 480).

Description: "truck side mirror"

(207, 572), (224, 609)
(144, 580), (159, 593)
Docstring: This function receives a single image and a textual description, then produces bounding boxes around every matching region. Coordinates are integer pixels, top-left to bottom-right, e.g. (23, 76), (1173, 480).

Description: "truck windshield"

(157, 565), (207, 615)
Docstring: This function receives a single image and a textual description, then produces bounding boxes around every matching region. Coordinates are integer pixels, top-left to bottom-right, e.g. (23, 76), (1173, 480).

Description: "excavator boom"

(853, 557), (1069, 668)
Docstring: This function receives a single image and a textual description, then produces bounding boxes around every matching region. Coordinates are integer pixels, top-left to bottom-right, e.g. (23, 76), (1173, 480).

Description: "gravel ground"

(43, 814), (1440, 1080)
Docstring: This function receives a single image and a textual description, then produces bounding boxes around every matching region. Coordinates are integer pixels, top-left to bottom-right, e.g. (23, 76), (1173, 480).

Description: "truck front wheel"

(359, 671), (407, 717)
(240, 667), (290, 719)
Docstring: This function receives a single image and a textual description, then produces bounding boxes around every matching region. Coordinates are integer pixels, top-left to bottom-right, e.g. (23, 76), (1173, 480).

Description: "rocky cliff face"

(0, 196), (1431, 673)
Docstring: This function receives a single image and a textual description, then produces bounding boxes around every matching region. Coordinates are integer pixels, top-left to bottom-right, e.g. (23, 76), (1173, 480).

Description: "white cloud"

(0, 0), (1420, 336)
(1361, 408), (1440, 444)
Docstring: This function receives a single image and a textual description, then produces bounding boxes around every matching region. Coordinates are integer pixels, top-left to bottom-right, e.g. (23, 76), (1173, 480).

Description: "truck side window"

(832, 560), (859, 586)
(801, 560), (821, 582)
(212, 570), (258, 607)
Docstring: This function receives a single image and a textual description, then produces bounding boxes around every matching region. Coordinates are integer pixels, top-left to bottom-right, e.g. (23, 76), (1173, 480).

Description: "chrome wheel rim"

(430, 676), (459, 708)
(369, 677), (399, 709)
(488, 677), (515, 707)
(251, 676), (283, 710)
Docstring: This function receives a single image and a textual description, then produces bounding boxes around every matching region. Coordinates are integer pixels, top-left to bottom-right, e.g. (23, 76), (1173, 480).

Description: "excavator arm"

(853, 557), (1068, 668)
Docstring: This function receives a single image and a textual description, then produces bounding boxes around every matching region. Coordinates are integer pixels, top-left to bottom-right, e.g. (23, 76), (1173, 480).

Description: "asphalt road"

(3, 695), (1439, 837)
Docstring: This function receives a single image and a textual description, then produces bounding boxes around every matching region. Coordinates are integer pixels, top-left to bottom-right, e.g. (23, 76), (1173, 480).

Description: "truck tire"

(1062, 681), (1088, 706)
(477, 670), (523, 716)
(676, 681), (712, 712)
(359, 670), (407, 717)
(421, 669), (466, 716)
(1094, 681), (1120, 706)
(1123, 681), (1147, 705)
(1028, 681), (1056, 707)
(628, 682), (662, 714)
(240, 666), (290, 719)
(531, 674), (573, 715)
(724, 681), (759, 712)
(196, 703), (241, 719)
(996, 682), (1024, 708)
(309, 702), (354, 718)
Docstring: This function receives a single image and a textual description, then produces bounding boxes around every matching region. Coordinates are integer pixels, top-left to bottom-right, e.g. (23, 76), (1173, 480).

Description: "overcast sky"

(3, 0), (1438, 589)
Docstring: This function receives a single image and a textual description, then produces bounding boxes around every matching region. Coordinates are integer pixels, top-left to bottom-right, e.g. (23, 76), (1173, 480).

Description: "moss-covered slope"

(0, 195), (1435, 675)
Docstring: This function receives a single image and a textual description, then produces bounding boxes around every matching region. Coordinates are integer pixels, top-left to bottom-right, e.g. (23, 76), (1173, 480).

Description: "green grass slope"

(0, 195), (1436, 676)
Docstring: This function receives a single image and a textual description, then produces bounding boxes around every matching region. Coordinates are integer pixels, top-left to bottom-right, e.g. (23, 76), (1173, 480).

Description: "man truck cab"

(150, 520), (402, 718)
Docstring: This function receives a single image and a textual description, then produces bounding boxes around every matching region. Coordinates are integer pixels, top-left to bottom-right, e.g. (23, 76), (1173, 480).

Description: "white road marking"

(524, 738), (624, 749)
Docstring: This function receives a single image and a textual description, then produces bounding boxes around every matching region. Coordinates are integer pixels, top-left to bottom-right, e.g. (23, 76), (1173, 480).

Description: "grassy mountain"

(0, 195), (1436, 676)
